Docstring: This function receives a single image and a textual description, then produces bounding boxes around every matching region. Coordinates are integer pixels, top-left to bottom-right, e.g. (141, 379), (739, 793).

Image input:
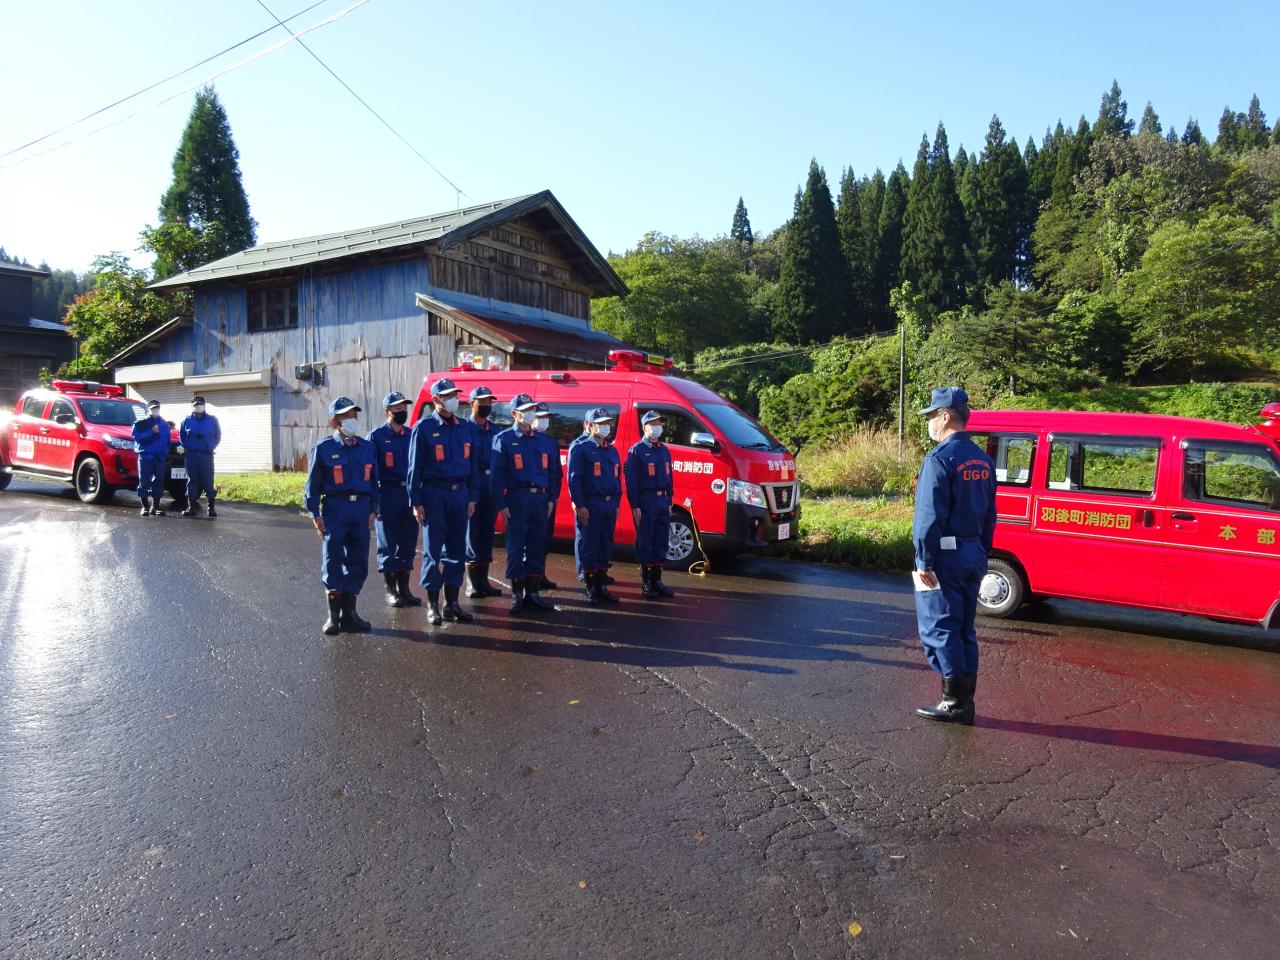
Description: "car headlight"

(105, 435), (133, 449)
(726, 478), (767, 508)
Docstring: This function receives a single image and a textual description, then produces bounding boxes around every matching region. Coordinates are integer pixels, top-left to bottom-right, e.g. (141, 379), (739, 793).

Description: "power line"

(0, 0), (374, 171)
(0, 0), (331, 161)
(253, 0), (466, 204)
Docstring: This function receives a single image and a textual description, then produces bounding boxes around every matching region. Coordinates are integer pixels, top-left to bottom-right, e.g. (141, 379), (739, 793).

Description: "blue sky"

(2, 0), (1277, 273)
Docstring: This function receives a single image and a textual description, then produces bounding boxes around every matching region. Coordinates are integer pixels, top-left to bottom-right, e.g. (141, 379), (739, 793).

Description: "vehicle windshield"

(78, 398), (146, 426)
(694, 402), (786, 451)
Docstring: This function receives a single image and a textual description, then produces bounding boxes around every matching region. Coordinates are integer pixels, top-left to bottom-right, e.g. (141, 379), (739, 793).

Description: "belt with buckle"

(381, 480), (406, 487)
(325, 493), (370, 503)
(521, 486), (548, 494)
(589, 495), (617, 503)
(427, 479), (467, 490)
(480, 468), (491, 476)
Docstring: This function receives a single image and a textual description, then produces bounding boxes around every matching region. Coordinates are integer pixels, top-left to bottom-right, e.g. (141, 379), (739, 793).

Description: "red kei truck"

(967, 404), (1280, 630)
(411, 351), (800, 568)
(0, 380), (187, 506)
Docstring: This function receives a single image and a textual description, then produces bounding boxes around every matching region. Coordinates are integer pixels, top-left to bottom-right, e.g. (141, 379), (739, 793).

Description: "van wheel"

(75, 457), (115, 504)
(665, 511), (697, 568)
(978, 558), (1025, 618)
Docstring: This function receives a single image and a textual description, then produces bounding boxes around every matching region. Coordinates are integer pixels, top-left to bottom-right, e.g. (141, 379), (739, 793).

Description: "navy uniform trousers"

(576, 500), (619, 574)
(914, 538), (984, 678)
(137, 457), (166, 502)
(633, 491), (671, 566)
(420, 483), (470, 591)
(466, 486), (497, 564)
(185, 451), (215, 502)
(322, 496), (372, 594)
(376, 482), (417, 574)
(505, 488), (551, 581)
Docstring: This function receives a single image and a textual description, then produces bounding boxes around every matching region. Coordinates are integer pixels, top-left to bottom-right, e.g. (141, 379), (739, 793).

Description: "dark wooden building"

(0, 261), (76, 408)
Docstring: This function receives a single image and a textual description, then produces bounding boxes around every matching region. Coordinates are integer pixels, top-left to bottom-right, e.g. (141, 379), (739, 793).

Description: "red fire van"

(966, 404), (1280, 629)
(411, 351), (799, 566)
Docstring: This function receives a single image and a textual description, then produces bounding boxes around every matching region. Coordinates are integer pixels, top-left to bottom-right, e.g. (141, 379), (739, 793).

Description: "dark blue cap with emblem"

(585, 407), (614, 423)
(640, 410), (666, 425)
(469, 385), (494, 401)
(382, 391), (408, 408)
(329, 396), (360, 417)
(532, 402), (549, 415)
(511, 393), (537, 411)
(430, 378), (460, 397)
(918, 386), (969, 416)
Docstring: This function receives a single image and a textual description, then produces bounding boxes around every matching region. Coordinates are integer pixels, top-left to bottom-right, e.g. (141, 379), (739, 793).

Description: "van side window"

(641, 406), (705, 448)
(976, 433), (1035, 487)
(49, 398), (75, 422)
(21, 396), (47, 418)
(541, 402), (622, 449)
(1183, 441), (1280, 512)
(1048, 437), (1159, 496)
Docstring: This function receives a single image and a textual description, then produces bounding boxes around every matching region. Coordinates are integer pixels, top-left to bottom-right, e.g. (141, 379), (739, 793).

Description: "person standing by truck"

(911, 387), (996, 725)
(491, 395), (561, 614)
(304, 397), (380, 635)
(132, 399), (171, 517)
(625, 410), (676, 599)
(180, 395), (221, 518)
(408, 378), (479, 626)
(569, 408), (622, 605)
(464, 385), (503, 599)
(370, 392), (421, 609)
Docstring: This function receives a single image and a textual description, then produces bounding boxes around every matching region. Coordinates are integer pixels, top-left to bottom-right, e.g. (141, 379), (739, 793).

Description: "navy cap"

(640, 410), (666, 425)
(383, 391), (409, 408)
(919, 386), (969, 416)
(511, 393), (538, 411)
(190, 395), (206, 405)
(430, 377), (460, 397)
(146, 399), (161, 411)
(584, 407), (614, 423)
(469, 385), (494, 401)
(532, 402), (549, 415)
(328, 396), (360, 417)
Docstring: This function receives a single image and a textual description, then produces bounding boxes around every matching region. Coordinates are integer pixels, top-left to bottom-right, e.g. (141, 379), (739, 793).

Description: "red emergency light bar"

(50, 379), (124, 398)
(1257, 402), (1280, 440)
(608, 349), (674, 373)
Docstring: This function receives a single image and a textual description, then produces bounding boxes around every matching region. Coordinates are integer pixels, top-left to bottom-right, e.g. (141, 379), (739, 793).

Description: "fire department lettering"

(672, 461), (715, 474)
(1040, 506), (1133, 530)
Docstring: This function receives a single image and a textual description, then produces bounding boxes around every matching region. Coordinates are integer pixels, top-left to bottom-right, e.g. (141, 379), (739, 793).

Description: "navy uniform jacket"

(131, 416), (171, 460)
(568, 434), (623, 504)
(912, 431), (997, 571)
(407, 410), (480, 505)
(304, 433), (382, 517)
(490, 426), (563, 512)
(180, 414), (221, 453)
(624, 438), (673, 497)
(368, 421), (412, 484)
(468, 417), (498, 478)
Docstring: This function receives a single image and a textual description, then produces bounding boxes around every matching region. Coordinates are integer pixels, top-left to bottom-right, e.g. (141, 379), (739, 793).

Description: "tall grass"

(797, 426), (920, 497)
(771, 497), (914, 570)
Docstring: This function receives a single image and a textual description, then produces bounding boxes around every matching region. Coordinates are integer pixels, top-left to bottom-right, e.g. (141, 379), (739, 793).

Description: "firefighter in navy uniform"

(179, 395), (221, 517)
(568, 408), (623, 605)
(304, 397), (381, 635)
(369, 392), (421, 608)
(132, 399), (171, 517)
(408, 378), (479, 626)
(464, 385), (504, 599)
(491, 396), (562, 614)
(912, 387), (997, 725)
(624, 410), (676, 599)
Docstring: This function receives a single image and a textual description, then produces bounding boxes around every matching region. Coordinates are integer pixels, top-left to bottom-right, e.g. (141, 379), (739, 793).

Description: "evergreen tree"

(1242, 94), (1269, 149)
(859, 170), (889, 328)
(776, 160), (856, 342)
(875, 163), (908, 324)
(1026, 126), (1060, 207)
(1182, 118), (1204, 145)
(972, 115), (1029, 293)
(1165, 125), (1179, 144)
(1273, 119), (1280, 145)
(1138, 102), (1162, 136)
(901, 125), (970, 314)
(1217, 106), (1242, 152)
(835, 168), (873, 328)
(730, 197), (754, 251)
(1094, 80), (1134, 138)
(155, 86), (256, 279)
(1052, 117), (1092, 200)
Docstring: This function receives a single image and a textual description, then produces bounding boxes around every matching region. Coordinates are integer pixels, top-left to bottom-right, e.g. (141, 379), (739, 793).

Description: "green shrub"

(797, 426), (920, 497)
(772, 496), (914, 570)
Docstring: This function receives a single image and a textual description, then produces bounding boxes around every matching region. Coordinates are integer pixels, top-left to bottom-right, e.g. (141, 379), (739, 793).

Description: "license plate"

(777, 522), (791, 541)
(171, 467), (187, 479)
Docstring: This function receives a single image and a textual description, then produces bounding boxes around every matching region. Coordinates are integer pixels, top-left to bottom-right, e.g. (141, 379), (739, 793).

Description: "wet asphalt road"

(0, 480), (1277, 960)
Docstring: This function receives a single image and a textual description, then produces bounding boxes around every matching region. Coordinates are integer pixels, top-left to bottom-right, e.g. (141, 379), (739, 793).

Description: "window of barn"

(247, 283), (299, 333)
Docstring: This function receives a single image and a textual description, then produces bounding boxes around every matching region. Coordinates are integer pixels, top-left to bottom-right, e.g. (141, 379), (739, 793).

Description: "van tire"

(75, 457), (115, 505)
(978, 558), (1025, 618)
(665, 510), (698, 569)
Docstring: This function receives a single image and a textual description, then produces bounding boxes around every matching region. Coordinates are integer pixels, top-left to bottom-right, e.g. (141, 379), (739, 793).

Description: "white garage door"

(126, 383), (273, 473)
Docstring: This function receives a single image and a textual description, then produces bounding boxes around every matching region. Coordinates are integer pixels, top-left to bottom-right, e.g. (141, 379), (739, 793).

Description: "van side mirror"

(689, 431), (719, 452)
(54, 413), (76, 425)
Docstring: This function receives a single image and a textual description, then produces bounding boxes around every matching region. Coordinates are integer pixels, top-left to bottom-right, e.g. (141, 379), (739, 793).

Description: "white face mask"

(534, 416), (550, 432)
(927, 414), (944, 443)
(150, 409), (162, 419)
(338, 419), (359, 437)
(441, 396), (460, 415)
(595, 423), (612, 439)
(193, 404), (206, 415)
(645, 424), (663, 440)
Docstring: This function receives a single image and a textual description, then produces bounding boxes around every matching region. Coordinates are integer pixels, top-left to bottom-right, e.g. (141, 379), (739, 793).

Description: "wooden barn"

(106, 191), (629, 470)
(0, 260), (76, 407)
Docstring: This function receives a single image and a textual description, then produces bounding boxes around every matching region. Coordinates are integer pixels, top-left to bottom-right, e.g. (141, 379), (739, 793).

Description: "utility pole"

(898, 322), (906, 460)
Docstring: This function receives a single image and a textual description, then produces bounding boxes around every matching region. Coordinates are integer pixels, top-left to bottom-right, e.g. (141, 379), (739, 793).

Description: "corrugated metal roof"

(150, 190), (627, 297)
(0, 260), (51, 279)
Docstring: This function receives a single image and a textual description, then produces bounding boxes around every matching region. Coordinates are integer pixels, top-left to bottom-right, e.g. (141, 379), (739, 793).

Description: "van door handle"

(39, 426), (50, 434)
(1141, 509), (1156, 527)
(1171, 512), (1197, 521)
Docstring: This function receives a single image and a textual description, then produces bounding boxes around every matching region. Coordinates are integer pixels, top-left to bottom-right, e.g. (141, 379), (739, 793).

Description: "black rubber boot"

(323, 591), (343, 635)
(525, 574), (555, 611)
(584, 572), (603, 606)
(477, 562), (503, 597)
(397, 570), (422, 606)
(598, 573), (620, 605)
(181, 500), (199, 517)
(915, 676), (974, 725)
(539, 572), (559, 591)
(341, 592), (371, 633)
(652, 568), (675, 598)
(603, 571), (616, 585)
(425, 591), (444, 626)
(641, 566), (661, 600)
(465, 564), (488, 599)
(152, 501), (167, 517)
(443, 585), (473, 622)
(206, 498), (217, 518)
(383, 572), (405, 607)
(964, 673), (978, 716)
(139, 498), (151, 516)
(509, 579), (527, 615)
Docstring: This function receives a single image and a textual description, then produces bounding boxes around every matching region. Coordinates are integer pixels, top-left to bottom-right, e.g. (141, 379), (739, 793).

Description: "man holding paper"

(912, 387), (996, 725)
